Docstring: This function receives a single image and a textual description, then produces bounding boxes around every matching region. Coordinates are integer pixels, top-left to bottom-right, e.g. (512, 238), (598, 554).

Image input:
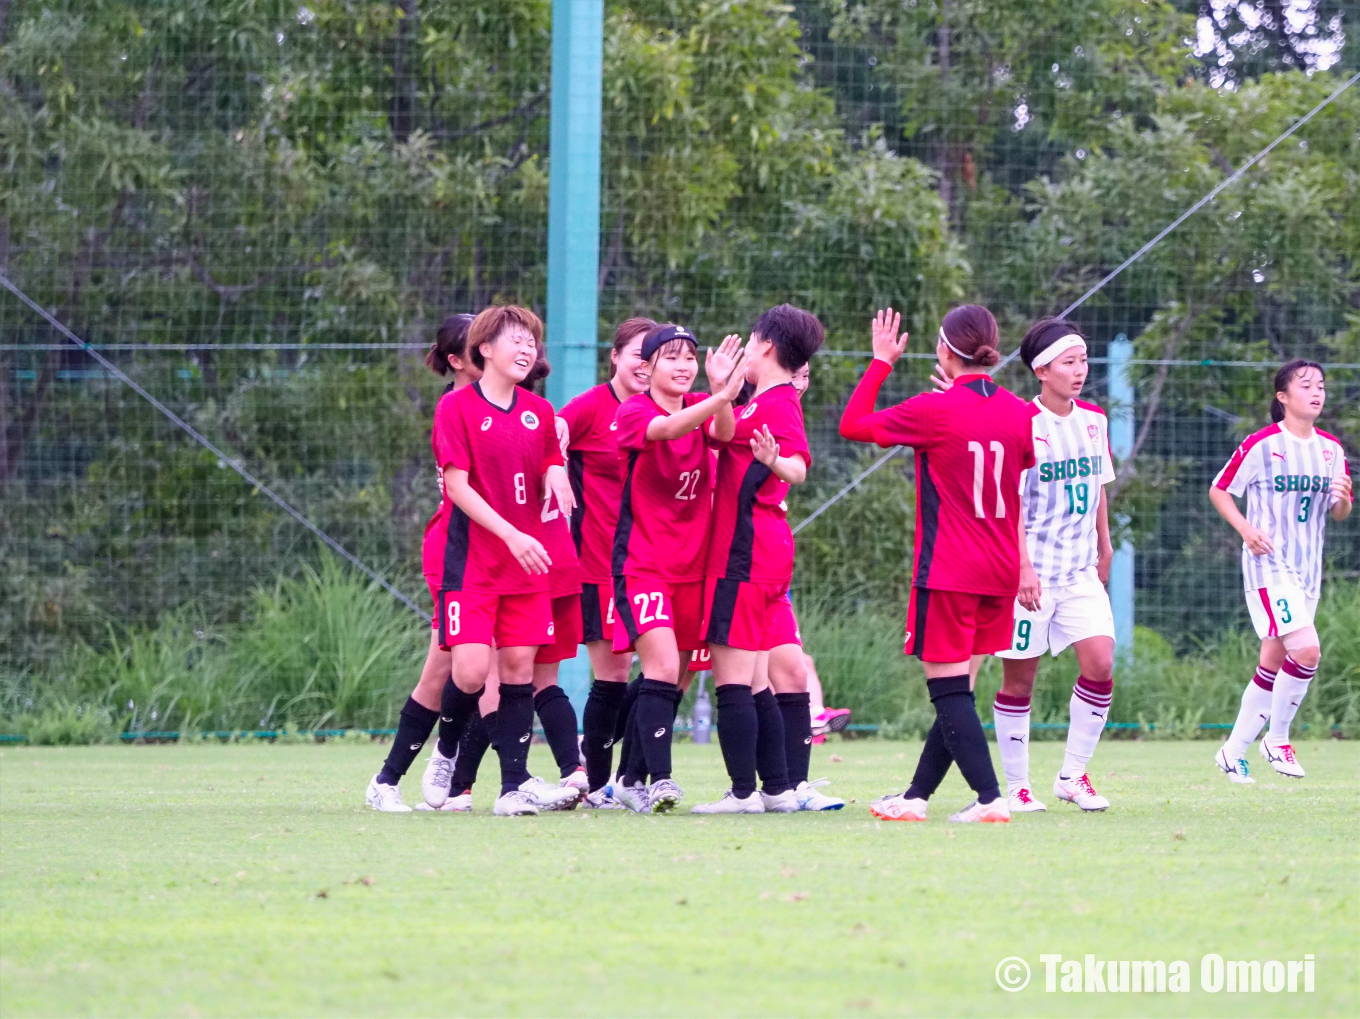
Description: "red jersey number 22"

(968, 441), (1006, 519)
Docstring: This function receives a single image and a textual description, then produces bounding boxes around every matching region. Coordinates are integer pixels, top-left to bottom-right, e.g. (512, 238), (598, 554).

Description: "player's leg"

(769, 644), (842, 811)
(994, 657), (1043, 812)
(1219, 587), (1290, 781)
(368, 628), (450, 811)
(1263, 602), (1319, 777)
(1054, 634), (1115, 811)
(752, 653), (795, 811)
(580, 582), (632, 796)
(531, 595), (587, 797)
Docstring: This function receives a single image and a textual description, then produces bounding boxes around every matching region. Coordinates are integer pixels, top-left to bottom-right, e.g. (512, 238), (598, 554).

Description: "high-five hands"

(705, 334), (746, 392)
(872, 308), (909, 367)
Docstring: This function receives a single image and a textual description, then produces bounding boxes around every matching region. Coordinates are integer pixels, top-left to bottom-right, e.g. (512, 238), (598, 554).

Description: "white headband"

(937, 327), (970, 360)
(1031, 333), (1086, 369)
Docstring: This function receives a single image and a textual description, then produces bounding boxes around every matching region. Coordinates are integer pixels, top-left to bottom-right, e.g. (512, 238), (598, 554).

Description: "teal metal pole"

(1107, 334), (1135, 662)
(546, 0), (604, 717)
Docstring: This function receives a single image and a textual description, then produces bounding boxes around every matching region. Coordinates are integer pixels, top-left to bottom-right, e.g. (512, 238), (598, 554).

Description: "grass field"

(1, 739), (1356, 1017)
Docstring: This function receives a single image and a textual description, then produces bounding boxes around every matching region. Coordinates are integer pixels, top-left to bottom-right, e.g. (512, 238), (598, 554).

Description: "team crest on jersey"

(740, 402), (759, 420)
(1322, 448), (1335, 462)
(480, 416), (493, 432)
(520, 410), (540, 430)
(1087, 423), (1099, 440)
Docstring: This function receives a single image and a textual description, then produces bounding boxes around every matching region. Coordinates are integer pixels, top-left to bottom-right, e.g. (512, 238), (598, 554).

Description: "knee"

(1287, 645), (1321, 669)
(1084, 657), (1114, 685)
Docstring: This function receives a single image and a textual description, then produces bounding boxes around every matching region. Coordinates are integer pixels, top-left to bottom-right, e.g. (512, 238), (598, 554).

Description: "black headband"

(641, 324), (697, 361)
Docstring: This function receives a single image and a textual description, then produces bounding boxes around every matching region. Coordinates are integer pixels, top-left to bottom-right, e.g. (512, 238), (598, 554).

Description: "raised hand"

(706, 333), (745, 390)
(718, 351), (751, 402)
(872, 308), (909, 366)
(750, 424), (780, 467)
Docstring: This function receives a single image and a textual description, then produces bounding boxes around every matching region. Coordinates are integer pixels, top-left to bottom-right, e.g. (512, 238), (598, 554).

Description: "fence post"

(1107, 333), (1135, 663)
(546, 0), (603, 717)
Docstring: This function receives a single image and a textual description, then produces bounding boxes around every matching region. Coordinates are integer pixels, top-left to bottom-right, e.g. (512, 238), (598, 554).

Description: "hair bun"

(971, 345), (1001, 368)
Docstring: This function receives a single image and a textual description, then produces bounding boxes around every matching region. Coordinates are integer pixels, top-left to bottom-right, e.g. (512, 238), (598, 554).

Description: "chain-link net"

(3, 1), (1357, 732)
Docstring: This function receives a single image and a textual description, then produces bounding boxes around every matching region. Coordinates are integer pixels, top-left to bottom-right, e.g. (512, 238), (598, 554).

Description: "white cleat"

(1260, 736), (1305, 778)
(366, 774), (413, 812)
(421, 744), (455, 808)
(1054, 773), (1110, 811)
(1215, 746), (1256, 784)
(869, 792), (927, 822)
(493, 789), (539, 816)
(583, 787), (626, 810)
(1007, 786), (1047, 812)
(560, 768), (589, 797)
(615, 782), (650, 813)
(647, 778), (683, 814)
(520, 776), (581, 811)
(794, 778), (845, 811)
(948, 798), (1011, 823)
(414, 790), (473, 812)
(760, 788), (800, 813)
(690, 790), (766, 814)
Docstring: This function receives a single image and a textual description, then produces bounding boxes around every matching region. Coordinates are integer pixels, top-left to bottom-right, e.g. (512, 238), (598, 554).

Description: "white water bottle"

(692, 674), (713, 744)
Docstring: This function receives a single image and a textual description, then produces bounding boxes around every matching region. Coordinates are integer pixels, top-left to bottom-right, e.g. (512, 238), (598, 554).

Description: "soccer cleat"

(794, 778), (844, 811)
(560, 768), (589, 797)
(869, 792), (927, 822)
(443, 789), (473, 811)
(690, 790), (766, 814)
(420, 744), (455, 809)
(615, 782), (650, 813)
(948, 798), (1011, 823)
(760, 788), (800, 813)
(1215, 746), (1256, 784)
(520, 776), (581, 811)
(647, 778), (683, 814)
(493, 789), (539, 816)
(1054, 773), (1110, 811)
(582, 787), (626, 810)
(1007, 787), (1047, 812)
(365, 774), (413, 813)
(812, 707), (852, 737)
(1259, 736), (1305, 778)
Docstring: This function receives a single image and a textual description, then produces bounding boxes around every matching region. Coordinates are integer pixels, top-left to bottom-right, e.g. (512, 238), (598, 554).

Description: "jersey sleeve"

(433, 394), (471, 472)
(614, 396), (660, 452)
(872, 391), (937, 449)
(1214, 435), (1263, 497)
(767, 396), (811, 466)
(542, 405), (565, 474)
(559, 389), (596, 449)
(838, 358), (894, 444)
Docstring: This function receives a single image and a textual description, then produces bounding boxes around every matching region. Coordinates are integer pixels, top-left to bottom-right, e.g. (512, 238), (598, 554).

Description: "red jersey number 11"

(968, 440), (1006, 519)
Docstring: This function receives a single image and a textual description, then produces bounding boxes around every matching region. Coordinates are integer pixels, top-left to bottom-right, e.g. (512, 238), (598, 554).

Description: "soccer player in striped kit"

(991, 320), (1117, 813)
(841, 305), (1036, 823)
(1211, 360), (1351, 782)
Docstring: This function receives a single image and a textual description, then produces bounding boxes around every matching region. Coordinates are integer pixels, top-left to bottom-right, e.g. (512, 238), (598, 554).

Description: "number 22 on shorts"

(633, 592), (670, 626)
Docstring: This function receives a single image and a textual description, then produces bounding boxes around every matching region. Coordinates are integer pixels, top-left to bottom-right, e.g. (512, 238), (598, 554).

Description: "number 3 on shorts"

(446, 599), (461, 637)
(1275, 597), (1291, 625)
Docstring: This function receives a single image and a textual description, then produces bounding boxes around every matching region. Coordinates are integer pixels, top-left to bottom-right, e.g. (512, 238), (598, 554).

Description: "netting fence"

(3, 1), (1358, 732)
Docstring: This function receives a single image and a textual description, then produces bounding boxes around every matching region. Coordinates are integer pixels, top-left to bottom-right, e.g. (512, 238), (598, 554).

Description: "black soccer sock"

(928, 677), (1001, 804)
(776, 691), (813, 788)
(671, 685), (684, 723)
(615, 692), (641, 784)
(753, 688), (791, 795)
(534, 685), (581, 779)
(615, 677), (642, 743)
(376, 697), (440, 786)
(904, 717), (953, 800)
(635, 678), (677, 783)
(493, 683), (535, 795)
(621, 701), (649, 787)
(450, 711), (493, 791)
(436, 679), (484, 759)
(715, 684), (758, 799)
(581, 679), (626, 792)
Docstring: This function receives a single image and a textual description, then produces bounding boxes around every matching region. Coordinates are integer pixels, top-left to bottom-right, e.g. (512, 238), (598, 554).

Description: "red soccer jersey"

(612, 392), (714, 582)
(541, 501), (584, 598)
(428, 382), (563, 595)
(706, 383), (811, 586)
(869, 372), (1036, 596)
(559, 382), (626, 584)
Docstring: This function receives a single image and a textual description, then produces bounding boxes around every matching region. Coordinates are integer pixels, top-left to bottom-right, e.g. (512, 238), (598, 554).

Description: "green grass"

(1, 741), (1356, 1017)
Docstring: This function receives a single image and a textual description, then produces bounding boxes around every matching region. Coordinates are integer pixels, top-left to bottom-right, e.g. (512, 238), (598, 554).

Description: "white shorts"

(995, 574), (1115, 660)
(1245, 582), (1317, 640)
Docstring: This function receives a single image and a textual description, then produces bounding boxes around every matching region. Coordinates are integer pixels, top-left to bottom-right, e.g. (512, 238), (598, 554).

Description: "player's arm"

(1016, 514), (1041, 612)
(1329, 470), (1352, 521)
(1208, 485), (1273, 555)
(839, 308), (909, 444)
(1095, 487), (1114, 584)
(751, 425), (808, 485)
(646, 349), (748, 442)
(445, 467), (551, 575)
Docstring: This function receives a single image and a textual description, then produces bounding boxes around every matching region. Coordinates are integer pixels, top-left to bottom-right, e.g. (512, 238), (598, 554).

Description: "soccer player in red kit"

(427, 305), (580, 817)
(695, 304), (825, 815)
(840, 305), (1039, 823)
(558, 317), (656, 807)
(610, 325), (747, 812)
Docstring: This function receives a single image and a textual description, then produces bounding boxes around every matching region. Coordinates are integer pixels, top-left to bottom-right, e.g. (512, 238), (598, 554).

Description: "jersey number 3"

(967, 440), (1006, 519)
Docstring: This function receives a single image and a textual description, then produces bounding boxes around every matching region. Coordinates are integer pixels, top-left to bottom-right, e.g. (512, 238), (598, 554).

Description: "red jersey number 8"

(446, 600), (461, 637)
(513, 472), (527, 505)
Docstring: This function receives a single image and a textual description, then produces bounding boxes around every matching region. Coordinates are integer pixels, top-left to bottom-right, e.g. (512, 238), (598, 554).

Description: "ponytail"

(426, 313), (475, 376)
(940, 305), (1002, 367)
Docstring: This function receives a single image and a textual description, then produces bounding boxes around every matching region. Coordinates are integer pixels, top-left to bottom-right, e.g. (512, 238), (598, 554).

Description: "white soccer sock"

(1061, 676), (1112, 778)
(992, 693), (1031, 791)
(1268, 656), (1316, 743)
(1223, 666), (1275, 759)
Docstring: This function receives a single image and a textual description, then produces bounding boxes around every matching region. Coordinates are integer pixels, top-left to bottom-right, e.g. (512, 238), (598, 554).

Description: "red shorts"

(535, 594), (584, 665)
(612, 576), (705, 653)
(905, 587), (1013, 662)
(579, 582), (616, 644)
(702, 577), (802, 653)
(436, 590), (552, 650)
(687, 645), (712, 673)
